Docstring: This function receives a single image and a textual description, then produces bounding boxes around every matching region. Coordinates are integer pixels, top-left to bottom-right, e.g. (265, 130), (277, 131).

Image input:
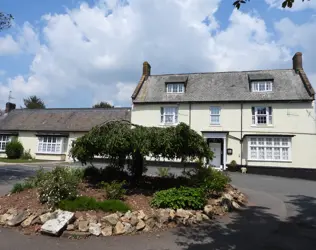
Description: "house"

(131, 52), (316, 172)
(0, 106), (131, 161)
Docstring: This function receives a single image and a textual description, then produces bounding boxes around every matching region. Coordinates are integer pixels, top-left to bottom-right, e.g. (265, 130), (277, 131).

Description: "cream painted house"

(131, 52), (316, 170)
(0, 107), (131, 162)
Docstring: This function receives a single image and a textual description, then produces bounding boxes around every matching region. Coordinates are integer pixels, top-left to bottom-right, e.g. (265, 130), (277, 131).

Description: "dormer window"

(251, 81), (273, 92)
(166, 83), (185, 93)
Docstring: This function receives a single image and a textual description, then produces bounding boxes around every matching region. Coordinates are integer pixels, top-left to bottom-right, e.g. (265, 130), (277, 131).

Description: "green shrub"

(156, 167), (170, 177)
(151, 187), (206, 210)
(185, 166), (230, 194)
(37, 166), (81, 207)
(101, 180), (126, 200)
(100, 166), (130, 182)
(20, 149), (33, 160)
(5, 139), (24, 159)
(58, 196), (130, 212)
(11, 179), (35, 193)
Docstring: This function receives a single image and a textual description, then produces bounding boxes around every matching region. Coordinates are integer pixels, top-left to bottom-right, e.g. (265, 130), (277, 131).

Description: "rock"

(223, 193), (234, 201)
(169, 209), (176, 219)
(7, 210), (29, 226)
(62, 231), (91, 239)
(137, 210), (146, 220)
(67, 224), (75, 231)
(116, 212), (124, 218)
(101, 226), (112, 236)
(195, 212), (203, 222)
(232, 201), (241, 210)
(136, 220), (146, 231)
(114, 221), (126, 235)
(21, 214), (38, 228)
(86, 214), (98, 224)
(157, 209), (170, 224)
(201, 214), (211, 220)
(204, 205), (214, 217)
(124, 211), (132, 219)
(0, 214), (11, 225)
(41, 210), (75, 236)
(146, 218), (156, 229)
(78, 221), (89, 232)
(143, 225), (151, 232)
(89, 223), (101, 236)
(7, 208), (18, 216)
(102, 213), (119, 226)
(123, 222), (134, 234)
(221, 198), (233, 212)
(176, 209), (192, 219)
(40, 212), (55, 224)
(130, 215), (139, 226)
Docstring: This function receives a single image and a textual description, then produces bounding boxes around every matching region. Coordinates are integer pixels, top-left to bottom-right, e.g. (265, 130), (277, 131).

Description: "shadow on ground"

(174, 195), (316, 250)
(0, 166), (38, 184)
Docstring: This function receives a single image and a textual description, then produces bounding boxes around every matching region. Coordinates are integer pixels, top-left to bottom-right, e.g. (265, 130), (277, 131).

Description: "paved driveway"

(0, 169), (315, 250)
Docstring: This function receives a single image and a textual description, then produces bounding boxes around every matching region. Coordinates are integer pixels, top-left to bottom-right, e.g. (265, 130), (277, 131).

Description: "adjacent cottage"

(131, 53), (316, 171)
(0, 106), (131, 161)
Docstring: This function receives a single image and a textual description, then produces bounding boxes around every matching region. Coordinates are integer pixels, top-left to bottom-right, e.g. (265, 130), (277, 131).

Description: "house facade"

(0, 107), (131, 161)
(131, 52), (316, 170)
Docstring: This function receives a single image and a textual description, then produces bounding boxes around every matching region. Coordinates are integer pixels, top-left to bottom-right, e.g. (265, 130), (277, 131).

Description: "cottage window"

(248, 137), (291, 161)
(251, 81), (273, 92)
(160, 107), (178, 125)
(210, 106), (221, 125)
(166, 83), (185, 93)
(252, 107), (273, 125)
(37, 136), (68, 154)
(0, 135), (11, 151)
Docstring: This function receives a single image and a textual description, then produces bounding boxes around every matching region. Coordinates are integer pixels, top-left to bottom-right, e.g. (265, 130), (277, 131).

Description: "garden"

(0, 122), (247, 238)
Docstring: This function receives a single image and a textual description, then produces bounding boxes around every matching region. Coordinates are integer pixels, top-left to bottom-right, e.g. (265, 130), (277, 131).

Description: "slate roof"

(0, 108), (131, 132)
(133, 69), (314, 103)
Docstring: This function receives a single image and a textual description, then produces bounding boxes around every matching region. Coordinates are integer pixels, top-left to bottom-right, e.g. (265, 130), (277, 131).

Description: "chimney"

(143, 61), (151, 77)
(293, 52), (303, 71)
(5, 102), (16, 113)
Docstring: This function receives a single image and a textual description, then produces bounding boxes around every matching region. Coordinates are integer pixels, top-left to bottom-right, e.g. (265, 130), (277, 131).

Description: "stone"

(78, 221), (89, 232)
(61, 231), (91, 239)
(130, 215), (139, 226)
(146, 218), (156, 229)
(40, 212), (55, 224)
(204, 205), (213, 217)
(223, 193), (234, 201)
(137, 210), (146, 220)
(101, 226), (112, 236)
(102, 213), (119, 226)
(143, 225), (151, 232)
(7, 210), (29, 226)
(86, 214), (98, 224)
(41, 210), (75, 236)
(21, 214), (38, 228)
(169, 209), (176, 219)
(195, 212), (203, 222)
(0, 214), (11, 225)
(124, 211), (132, 219)
(67, 224), (75, 231)
(201, 214), (211, 220)
(157, 209), (170, 224)
(136, 220), (146, 231)
(89, 223), (101, 236)
(221, 198), (233, 212)
(232, 201), (241, 210)
(114, 221), (126, 235)
(123, 222), (134, 234)
(176, 209), (192, 219)
(7, 208), (18, 215)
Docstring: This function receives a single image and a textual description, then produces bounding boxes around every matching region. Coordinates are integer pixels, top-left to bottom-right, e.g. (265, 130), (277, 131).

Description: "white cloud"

(265, 0), (316, 11)
(0, 0), (314, 108)
(0, 35), (20, 55)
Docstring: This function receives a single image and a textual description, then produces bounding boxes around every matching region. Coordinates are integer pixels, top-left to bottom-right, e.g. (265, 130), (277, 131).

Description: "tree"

(233, 0), (310, 9)
(23, 95), (46, 109)
(92, 102), (114, 108)
(0, 12), (13, 31)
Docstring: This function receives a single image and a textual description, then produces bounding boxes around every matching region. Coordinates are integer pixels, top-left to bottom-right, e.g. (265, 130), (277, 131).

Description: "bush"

(58, 196), (130, 212)
(101, 180), (126, 200)
(5, 139), (24, 159)
(156, 167), (170, 177)
(83, 165), (130, 183)
(11, 179), (35, 193)
(185, 167), (230, 194)
(37, 166), (81, 207)
(151, 187), (206, 210)
(20, 149), (33, 160)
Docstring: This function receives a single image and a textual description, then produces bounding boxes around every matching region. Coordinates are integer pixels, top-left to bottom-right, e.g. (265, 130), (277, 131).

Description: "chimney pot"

(143, 61), (151, 77)
(293, 52), (303, 71)
(5, 102), (16, 113)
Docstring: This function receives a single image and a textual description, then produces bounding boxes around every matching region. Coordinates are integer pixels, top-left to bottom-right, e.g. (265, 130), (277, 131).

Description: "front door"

(209, 143), (222, 168)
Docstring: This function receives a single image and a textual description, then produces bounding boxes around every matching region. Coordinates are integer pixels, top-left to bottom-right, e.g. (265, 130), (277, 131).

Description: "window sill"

(209, 124), (221, 127)
(36, 153), (66, 156)
(247, 159), (292, 163)
(251, 125), (274, 128)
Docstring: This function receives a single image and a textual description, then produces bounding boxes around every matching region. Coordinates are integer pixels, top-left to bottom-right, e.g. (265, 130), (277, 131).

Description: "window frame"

(0, 135), (11, 152)
(37, 136), (68, 154)
(248, 136), (292, 162)
(210, 106), (221, 125)
(251, 81), (273, 92)
(166, 83), (185, 93)
(160, 106), (179, 125)
(252, 106), (273, 126)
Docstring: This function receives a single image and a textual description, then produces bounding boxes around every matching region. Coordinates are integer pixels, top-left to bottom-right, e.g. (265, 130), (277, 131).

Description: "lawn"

(0, 158), (51, 163)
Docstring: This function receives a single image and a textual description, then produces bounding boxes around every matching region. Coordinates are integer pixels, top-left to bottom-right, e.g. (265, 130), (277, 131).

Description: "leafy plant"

(20, 149), (33, 160)
(37, 166), (81, 207)
(11, 178), (35, 193)
(157, 167), (170, 177)
(5, 138), (24, 159)
(58, 196), (130, 212)
(151, 187), (207, 210)
(101, 180), (126, 200)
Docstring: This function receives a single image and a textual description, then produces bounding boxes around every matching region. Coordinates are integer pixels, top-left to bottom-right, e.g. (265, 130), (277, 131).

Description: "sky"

(0, 0), (316, 108)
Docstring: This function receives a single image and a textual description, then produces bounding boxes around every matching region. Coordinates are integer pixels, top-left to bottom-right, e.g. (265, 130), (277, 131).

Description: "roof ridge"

(10, 107), (132, 112)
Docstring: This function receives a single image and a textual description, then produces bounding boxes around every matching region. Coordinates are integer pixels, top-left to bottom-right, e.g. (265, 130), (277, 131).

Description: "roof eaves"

(297, 69), (315, 99)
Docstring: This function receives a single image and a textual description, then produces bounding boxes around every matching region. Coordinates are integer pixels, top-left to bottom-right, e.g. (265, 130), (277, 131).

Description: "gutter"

(240, 103), (243, 166)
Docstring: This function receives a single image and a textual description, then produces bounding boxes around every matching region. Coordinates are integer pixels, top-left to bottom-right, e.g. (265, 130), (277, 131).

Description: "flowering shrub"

(37, 167), (81, 207)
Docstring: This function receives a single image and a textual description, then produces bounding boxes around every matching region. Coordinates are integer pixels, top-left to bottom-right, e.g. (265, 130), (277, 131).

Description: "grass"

(58, 196), (130, 212)
(0, 158), (50, 163)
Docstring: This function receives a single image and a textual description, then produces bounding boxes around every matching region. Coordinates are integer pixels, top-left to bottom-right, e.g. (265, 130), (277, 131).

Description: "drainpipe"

(240, 103), (243, 166)
(189, 102), (192, 128)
